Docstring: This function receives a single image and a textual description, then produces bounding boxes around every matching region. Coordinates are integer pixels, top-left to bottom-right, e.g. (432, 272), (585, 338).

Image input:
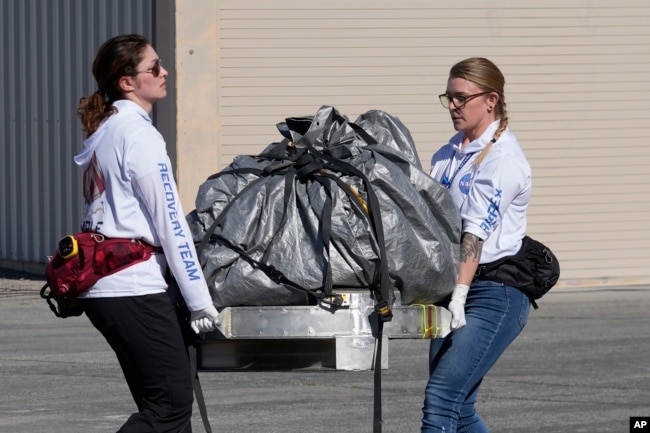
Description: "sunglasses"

(136, 58), (163, 78)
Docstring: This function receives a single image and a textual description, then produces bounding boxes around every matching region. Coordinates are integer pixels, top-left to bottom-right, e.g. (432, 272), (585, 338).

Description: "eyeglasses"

(438, 92), (490, 109)
(136, 58), (163, 78)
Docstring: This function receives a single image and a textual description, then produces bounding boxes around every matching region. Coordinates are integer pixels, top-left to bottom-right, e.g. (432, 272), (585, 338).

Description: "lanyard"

(441, 152), (475, 189)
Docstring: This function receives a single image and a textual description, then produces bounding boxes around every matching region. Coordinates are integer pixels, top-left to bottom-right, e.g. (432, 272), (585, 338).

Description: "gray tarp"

(188, 106), (460, 308)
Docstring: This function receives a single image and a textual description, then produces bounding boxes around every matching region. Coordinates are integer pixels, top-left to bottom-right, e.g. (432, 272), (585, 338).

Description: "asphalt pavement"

(1, 269), (649, 433)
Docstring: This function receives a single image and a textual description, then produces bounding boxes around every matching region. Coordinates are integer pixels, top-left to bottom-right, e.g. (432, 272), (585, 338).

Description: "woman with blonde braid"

(421, 57), (532, 432)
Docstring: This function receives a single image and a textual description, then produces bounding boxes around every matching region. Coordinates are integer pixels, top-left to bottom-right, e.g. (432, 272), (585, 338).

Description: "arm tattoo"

(460, 233), (483, 264)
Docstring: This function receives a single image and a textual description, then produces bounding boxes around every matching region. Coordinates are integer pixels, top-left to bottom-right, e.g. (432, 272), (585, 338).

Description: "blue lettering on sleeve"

(158, 166), (201, 281)
(480, 188), (503, 232)
(158, 165), (185, 238)
(180, 248), (192, 260)
(171, 220), (183, 237)
(186, 267), (201, 281)
(178, 242), (201, 281)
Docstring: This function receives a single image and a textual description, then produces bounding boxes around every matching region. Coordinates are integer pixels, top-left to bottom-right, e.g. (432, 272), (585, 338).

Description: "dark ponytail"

(77, 34), (150, 138)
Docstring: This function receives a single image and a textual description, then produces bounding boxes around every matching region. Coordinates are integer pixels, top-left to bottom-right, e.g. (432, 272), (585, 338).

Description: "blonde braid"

(474, 101), (508, 167)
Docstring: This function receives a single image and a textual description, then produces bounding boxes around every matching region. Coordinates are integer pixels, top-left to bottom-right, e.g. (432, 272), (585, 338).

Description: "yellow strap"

(413, 305), (441, 339)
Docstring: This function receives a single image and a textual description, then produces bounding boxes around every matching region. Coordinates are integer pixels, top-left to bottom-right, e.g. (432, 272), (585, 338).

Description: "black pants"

(81, 293), (193, 433)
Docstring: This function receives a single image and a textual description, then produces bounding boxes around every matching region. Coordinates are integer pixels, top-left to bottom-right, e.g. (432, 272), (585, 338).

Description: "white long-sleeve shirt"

(73, 100), (213, 312)
(429, 120), (532, 263)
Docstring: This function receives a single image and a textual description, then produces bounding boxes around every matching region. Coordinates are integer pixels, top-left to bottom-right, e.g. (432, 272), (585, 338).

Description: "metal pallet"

(198, 291), (451, 371)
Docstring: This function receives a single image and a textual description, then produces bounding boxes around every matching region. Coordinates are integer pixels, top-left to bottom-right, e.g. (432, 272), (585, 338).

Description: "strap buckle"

(374, 300), (393, 322)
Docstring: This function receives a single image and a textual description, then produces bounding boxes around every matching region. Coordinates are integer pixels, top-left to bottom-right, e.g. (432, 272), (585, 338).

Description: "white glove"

(448, 283), (470, 330)
(190, 304), (221, 334)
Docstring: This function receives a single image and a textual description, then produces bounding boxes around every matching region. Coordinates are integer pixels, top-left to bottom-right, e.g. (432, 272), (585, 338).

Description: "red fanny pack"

(40, 232), (161, 318)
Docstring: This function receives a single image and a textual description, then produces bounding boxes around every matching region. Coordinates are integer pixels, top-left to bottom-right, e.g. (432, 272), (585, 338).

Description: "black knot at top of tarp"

(294, 152), (324, 182)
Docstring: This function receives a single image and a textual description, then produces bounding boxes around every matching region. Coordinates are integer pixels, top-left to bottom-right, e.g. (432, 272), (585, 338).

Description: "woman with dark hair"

(75, 34), (219, 432)
(421, 57), (532, 432)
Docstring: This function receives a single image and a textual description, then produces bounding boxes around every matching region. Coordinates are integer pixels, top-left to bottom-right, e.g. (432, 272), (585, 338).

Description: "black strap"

(299, 133), (394, 322)
(197, 149), (310, 261)
(373, 320), (384, 433)
(173, 297), (213, 433)
(307, 173), (335, 296)
(39, 283), (85, 318)
(333, 123), (389, 432)
(213, 233), (323, 305)
(188, 342), (213, 433)
(295, 123), (392, 433)
(348, 122), (379, 147)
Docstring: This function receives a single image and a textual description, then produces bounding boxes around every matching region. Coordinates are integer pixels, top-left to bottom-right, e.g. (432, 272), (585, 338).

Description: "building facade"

(3, 0), (649, 288)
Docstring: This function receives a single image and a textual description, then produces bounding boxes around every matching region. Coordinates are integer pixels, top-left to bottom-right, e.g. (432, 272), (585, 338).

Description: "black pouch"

(475, 236), (560, 308)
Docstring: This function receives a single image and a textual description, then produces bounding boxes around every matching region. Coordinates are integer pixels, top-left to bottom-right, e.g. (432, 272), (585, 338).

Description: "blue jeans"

(421, 279), (531, 433)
